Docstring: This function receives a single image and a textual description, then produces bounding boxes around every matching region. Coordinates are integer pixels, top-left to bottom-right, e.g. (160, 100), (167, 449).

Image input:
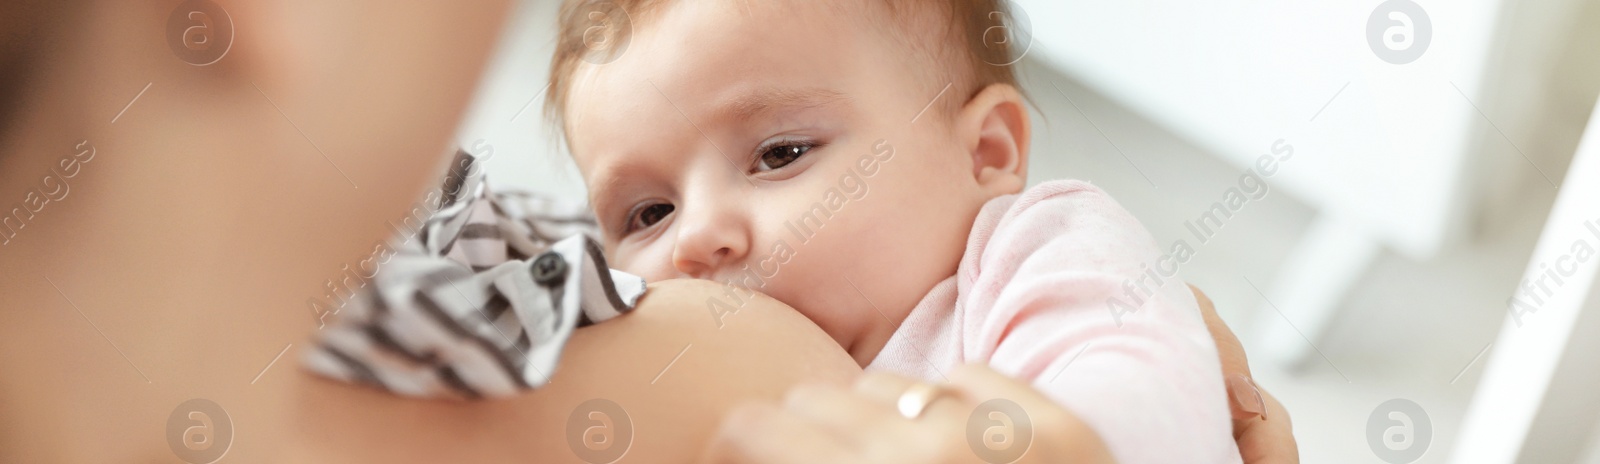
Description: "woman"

(0, 0), (1293, 462)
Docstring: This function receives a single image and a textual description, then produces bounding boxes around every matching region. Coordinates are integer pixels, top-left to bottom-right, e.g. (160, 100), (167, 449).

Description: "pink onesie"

(867, 180), (1242, 464)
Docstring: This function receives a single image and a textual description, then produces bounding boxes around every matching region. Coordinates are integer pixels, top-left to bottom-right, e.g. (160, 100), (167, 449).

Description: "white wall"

(455, 1), (1600, 462)
(456, 0), (587, 201)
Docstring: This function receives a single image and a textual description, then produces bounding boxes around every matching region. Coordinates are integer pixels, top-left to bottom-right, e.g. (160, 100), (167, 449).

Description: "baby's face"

(566, 0), (993, 361)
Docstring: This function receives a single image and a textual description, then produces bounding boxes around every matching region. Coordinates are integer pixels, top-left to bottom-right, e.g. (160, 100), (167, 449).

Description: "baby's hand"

(698, 364), (1115, 464)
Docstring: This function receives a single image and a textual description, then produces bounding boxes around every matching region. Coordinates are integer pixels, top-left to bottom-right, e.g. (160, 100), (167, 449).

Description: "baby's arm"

(963, 180), (1241, 464)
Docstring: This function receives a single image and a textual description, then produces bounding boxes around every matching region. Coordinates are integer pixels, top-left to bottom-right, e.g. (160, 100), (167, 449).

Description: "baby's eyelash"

(620, 202), (674, 235)
(751, 138), (821, 173)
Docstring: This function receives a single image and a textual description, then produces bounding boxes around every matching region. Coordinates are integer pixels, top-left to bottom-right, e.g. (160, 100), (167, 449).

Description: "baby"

(552, 0), (1238, 463)
(306, 0), (1239, 462)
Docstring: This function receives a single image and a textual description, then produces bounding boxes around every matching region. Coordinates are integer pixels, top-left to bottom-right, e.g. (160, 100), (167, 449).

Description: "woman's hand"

(1192, 285), (1299, 463)
(700, 364), (1115, 464)
(702, 285), (1297, 464)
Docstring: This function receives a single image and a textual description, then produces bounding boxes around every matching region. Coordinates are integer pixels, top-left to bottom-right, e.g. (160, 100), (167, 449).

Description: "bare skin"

(0, 1), (1293, 462)
(1195, 285), (1299, 463)
(563, 1), (1298, 461)
(5, 1), (840, 462)
(283, 279), (860, 464)
(699, 285), (1296, 464)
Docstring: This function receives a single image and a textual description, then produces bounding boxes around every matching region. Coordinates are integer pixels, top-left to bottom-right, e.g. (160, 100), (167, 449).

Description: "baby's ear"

(955, 83), (1031, 196)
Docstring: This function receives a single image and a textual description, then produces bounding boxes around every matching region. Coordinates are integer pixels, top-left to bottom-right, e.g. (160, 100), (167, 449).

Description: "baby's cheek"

(780, 288), (874, 345)
(613, 244), (681, 282)
(761, 249), (883, 340)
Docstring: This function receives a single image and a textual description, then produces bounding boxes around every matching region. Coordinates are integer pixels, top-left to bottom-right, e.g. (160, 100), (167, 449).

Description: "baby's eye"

(627, 203), (674, 233)
(755, 142), (813, 172)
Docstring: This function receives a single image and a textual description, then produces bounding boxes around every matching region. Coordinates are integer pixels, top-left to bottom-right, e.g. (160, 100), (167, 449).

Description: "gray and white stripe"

(302, 150), (645, 400)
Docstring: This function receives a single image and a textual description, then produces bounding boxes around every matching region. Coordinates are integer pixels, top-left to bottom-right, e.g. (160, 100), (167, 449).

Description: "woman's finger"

(947, 364), (1055, 407)
(1227, 373), (1268, 422)
(1236, 387), (1299, 464)
(782, 383), (896, 444)
(1189, 284), (1267, 421)
(701, 403), (855, 464)
(1188, 284), (1299, 462)
(852, 371), (972, 431)
(852, 370), (921, 404)
(947, 363), (1076, 432)
(1191, 284), (1252, 379)
(947, 364), (1117, 464)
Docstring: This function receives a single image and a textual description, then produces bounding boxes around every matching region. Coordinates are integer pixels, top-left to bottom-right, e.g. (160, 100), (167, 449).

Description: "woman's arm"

(284, 278), (861, 463)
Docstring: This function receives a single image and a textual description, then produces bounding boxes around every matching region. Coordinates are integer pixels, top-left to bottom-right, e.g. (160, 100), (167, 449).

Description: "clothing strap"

(301, 150), (646, 399)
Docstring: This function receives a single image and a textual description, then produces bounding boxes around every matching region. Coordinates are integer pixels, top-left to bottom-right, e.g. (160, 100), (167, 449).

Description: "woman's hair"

(543, 0), (1023, 140)
(0, 0), (77, 141)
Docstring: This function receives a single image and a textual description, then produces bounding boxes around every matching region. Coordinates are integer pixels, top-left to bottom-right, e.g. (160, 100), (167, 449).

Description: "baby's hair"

(545, 0), (1023, 143)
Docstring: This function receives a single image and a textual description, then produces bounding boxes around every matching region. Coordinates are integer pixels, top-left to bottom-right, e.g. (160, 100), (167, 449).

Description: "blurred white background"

(454, 1), (1600, 462)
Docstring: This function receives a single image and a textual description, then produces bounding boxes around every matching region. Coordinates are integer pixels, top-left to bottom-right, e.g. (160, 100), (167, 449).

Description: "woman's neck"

(0, 42), (339, 463)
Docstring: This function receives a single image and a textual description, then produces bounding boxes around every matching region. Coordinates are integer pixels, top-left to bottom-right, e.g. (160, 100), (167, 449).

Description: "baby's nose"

(673, 247), (734, 280)
(670, 208), (749, 278)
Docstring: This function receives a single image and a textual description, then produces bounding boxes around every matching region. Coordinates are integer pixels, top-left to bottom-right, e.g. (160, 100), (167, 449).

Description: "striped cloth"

(302, 150), (646, 399)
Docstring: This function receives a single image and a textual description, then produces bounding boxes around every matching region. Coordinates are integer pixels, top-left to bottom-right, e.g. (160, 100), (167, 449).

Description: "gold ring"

(896, 382), (949, 420)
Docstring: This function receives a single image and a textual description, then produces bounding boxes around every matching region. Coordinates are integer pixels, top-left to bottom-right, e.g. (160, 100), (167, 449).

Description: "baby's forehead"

(555, 0), (967, 123)
(562, 4), (894, 138)
(570, 82), (858, 184)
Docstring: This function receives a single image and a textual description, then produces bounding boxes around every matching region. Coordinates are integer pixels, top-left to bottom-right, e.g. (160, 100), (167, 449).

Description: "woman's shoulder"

(565, 278), (861, 390)
(284, 278), (859, 463)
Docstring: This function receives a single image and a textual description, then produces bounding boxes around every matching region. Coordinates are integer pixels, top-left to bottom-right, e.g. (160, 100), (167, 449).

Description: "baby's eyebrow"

(720, 87), (850, 122)
(585, 170), (633, 233)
